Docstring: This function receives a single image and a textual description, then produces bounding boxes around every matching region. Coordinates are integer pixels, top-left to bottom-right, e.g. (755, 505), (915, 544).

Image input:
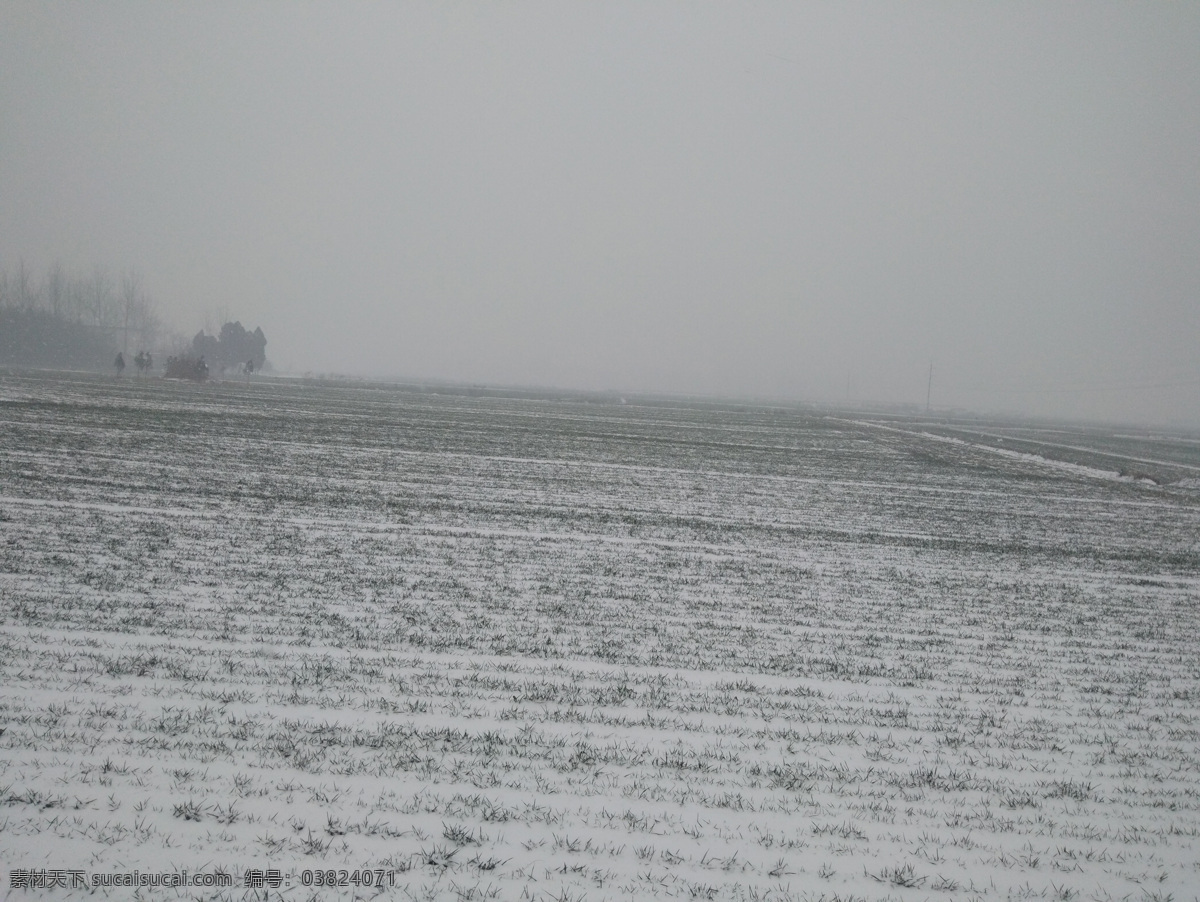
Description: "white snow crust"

(1, 371), (1198, 900)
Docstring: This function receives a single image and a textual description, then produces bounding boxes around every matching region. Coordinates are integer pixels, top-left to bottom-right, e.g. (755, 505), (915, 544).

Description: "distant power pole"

(926, 362), (933, 415)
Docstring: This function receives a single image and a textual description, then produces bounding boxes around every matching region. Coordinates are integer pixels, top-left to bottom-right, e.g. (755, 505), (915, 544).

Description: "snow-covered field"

(2, 370), (1198, 901)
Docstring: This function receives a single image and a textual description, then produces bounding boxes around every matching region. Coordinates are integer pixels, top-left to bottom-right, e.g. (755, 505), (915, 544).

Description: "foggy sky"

(3, 3), (1199, 425)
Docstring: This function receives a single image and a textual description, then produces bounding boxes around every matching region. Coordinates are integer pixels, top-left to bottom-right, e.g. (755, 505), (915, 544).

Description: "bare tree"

(135, 291), (161, 352)
(89, 265), (114, 333)
(46, 262), (66, 318)
(14, 257), (37, 309)
(120, 268), (142, 355)
(143, 301), (161, 351)
(67, 274), (88, 322)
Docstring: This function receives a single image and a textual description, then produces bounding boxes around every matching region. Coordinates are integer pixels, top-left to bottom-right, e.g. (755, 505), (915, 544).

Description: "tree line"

(0, 258), (163, 353)
(0, 259), (164, 370)
(1, 258), (268, 377)
(191, 321), (268, 373)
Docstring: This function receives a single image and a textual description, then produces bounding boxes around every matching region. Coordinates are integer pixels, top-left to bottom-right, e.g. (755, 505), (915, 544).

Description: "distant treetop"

(192, 321), (268, 373)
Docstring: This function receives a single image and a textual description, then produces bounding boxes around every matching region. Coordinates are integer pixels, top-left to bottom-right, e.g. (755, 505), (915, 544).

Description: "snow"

(1, 370), (1199, 900)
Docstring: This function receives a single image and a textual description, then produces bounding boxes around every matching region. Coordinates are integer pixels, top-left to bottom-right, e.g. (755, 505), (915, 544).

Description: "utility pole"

(926, 362), (933, 415)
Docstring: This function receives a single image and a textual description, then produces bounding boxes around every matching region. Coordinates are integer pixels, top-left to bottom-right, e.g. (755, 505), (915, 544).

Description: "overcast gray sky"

(2, 3), (1198, 424)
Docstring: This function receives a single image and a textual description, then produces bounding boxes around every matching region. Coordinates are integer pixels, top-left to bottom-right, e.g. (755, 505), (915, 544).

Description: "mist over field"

(1, 4), (1198, 422)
